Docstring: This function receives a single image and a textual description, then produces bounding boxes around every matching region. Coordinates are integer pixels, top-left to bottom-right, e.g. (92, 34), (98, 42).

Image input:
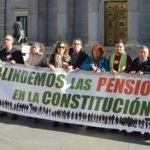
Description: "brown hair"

(73, 38), (83, 45)
(54, 40), (69, 55)
(115, 39), (124, 45)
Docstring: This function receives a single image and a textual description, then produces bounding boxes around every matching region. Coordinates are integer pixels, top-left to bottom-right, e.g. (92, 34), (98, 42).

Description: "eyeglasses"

(140, 51), (147, 54)
(5, 39), (12, 41)
(115, 46), (123, 48)
(58, 46), (65, 49)
(73, 43), (81, 45)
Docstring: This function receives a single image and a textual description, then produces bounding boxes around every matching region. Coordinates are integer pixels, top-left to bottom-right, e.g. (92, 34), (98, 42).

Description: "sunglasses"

(58, 46), (65, 49)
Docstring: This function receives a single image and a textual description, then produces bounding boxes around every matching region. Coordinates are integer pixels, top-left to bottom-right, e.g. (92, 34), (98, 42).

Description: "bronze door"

(104, 1), (127, 46)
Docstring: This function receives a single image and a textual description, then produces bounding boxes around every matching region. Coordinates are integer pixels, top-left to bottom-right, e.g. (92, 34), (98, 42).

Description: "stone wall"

(1, 0), (150, 46)
(138, 0), (150, 43)
(0, 0), (5, 43)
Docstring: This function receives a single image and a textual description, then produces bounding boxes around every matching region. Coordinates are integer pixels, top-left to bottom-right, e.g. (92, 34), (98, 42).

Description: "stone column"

(28, 0), (38, 41)
(66, 0), (75, 43)
(0, 0), (5, 42)
(88, 0), (99, 44)
(99, 0), (105, 45)
(57, 0), (68, 41)
(127, 0), (138, 42)
(47, 0), (57, 44)
(38, 0), (47, 44)
(47, 0), (72, 45)
(74, 0), (88, 43)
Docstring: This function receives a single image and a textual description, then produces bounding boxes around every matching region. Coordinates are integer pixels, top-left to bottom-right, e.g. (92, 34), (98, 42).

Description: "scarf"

(55, 54), (63, 67)
(110, 52), (127, 72)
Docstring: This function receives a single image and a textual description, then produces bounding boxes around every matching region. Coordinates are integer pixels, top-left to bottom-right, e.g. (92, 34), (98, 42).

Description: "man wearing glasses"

(0, 34), (24, 119)
(0, 34), (24, 64)
(69, 38), (88, 70)
(109, 39), (132, 74)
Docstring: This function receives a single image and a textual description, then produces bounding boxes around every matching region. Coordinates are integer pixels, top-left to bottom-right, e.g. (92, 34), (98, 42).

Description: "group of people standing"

(0, 34), (150, 122)
(0, 34), (150, 75)
(48, 37), (150, 75)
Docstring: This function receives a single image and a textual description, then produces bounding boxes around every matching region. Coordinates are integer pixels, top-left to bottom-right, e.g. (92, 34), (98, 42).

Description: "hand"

(130, 71), (136, 75)
(62, 62), (69, 68)
(93, 67), (101, 74)
(136, 71), (143, 76)
(110, 69), (117, 74)
(48, 64), (55, 69)
(95, 68), (101, 74)
(11, 60), (16, 64)
(92, 66), (97, 72)
(67, 65), (73, 70)
(0, 59), (2, 64)
(75, 67), (80, 71)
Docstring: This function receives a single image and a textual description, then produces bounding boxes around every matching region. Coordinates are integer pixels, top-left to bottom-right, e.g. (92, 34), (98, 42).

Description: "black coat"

(0, 47), (24, 64)
(132, 57), (150, 74)
(69, 48), (88, 69)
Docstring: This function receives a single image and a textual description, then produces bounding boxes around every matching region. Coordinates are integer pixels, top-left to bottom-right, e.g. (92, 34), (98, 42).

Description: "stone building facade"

(0, 0), (150, 46)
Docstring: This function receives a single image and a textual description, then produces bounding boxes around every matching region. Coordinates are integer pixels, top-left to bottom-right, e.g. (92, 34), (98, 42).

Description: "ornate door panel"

(105, 1), (127, 46)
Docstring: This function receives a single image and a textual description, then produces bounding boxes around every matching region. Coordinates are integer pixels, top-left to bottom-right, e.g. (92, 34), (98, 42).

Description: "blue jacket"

(80, 56), (110, 72)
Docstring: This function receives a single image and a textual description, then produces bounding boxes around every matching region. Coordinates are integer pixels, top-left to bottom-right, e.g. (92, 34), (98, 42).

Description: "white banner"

(0, 62), (150, 133)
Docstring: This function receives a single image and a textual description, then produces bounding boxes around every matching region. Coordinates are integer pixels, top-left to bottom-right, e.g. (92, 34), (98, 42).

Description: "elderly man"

(131, 45), (150, 75)
(109, 39), (132, 74)
(0, 34), (24, 119)
(0, 34), (24, 64)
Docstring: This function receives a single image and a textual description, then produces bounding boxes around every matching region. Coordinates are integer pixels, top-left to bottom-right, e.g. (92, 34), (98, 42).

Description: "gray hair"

(31, 42), (45, 52)
(139, 45), (149, 52)
(5, 34), (14, 43)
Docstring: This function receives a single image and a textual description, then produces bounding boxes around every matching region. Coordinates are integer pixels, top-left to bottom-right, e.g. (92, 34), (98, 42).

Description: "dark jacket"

(132, 57), (150, 74)
(0, 47), (24, 64)
(69, 47), (88, 69)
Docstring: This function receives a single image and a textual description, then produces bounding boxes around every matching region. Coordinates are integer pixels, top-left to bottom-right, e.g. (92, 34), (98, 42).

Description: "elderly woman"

(80, 44), (110, 73)
(26, 42), (47, 67)
(48, 40), (72, 69)
(25, 42), (47, 123)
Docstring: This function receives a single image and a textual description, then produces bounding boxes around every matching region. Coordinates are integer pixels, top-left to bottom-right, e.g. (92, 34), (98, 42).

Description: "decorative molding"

(14, 8), (28, 16)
